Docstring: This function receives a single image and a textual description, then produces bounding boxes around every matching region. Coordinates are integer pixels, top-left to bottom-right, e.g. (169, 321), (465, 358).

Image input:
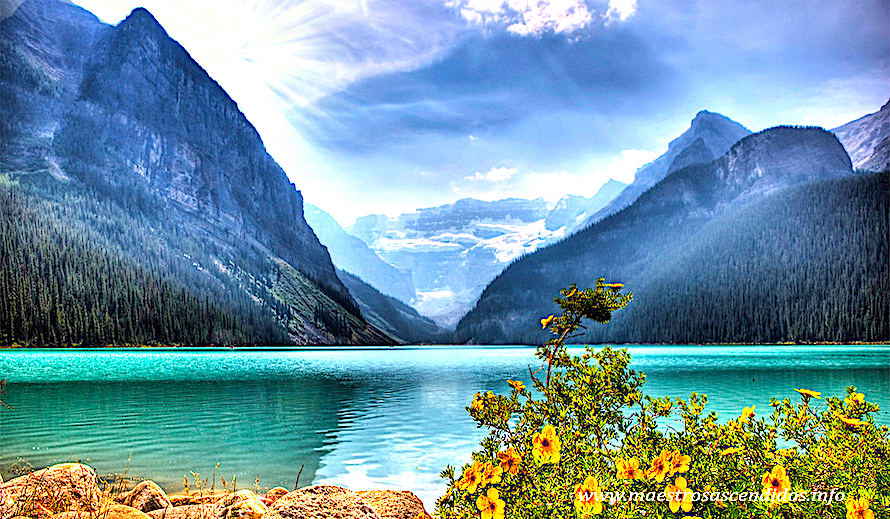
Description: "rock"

(168, 494), (227, 507)
(0, 463), (100, 515)
(53, 504), (150, 519)
(262, 489), (288, 506)
(212, 490), (266, 519)
(114, 481), (173, 512)
(356, 491), (431, 519)
(147, 504), (217, 519)
(262, 485), (380, 519)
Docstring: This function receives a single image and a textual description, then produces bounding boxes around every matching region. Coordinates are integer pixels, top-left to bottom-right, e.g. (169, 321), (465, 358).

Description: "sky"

(69, 0), (890, 225)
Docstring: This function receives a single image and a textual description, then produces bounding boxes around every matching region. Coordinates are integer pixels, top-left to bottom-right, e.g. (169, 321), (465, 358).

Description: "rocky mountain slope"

(577, 111), (751, 230)
(832, 98), (890, 171)
(454, 126), (886, 344)
(0, 0), (392, 345)
(304, 204), (416, 303)
(545, 179), (627, 234)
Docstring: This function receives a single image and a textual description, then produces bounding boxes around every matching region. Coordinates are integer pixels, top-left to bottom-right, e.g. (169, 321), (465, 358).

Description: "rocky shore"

(0, 464), (432, 519)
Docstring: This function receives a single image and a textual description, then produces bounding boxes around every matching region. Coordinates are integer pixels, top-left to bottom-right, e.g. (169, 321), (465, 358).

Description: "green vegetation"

(437, 283), (889, 518)
(457, 172), (889, 345)
(0, 180), (289, 346)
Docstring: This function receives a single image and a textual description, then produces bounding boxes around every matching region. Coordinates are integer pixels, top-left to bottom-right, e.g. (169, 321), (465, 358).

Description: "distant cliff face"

(455, 126), (859, 344)
(1, 0), (389, 345)
(832, 99), (890, 171)
(349, 197), (557, 328)
(579, 111), (751, 230)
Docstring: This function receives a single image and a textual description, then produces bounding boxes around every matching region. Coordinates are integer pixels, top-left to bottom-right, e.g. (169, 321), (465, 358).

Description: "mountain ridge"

(455, 125), (870, 344)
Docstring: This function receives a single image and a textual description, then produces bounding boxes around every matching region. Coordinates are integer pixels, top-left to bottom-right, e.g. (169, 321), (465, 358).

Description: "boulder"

(114, 481), (173, 512)
(262, 488), (288, 506)
(147, 504), (217, 519)
(212, 490), (266, 519)
(53, 504), (150, 519)
(356, 491), (431, 519)
(168, 494), (227, 507)
(262, 486), (380, 519)
(0, 463), (100, 515)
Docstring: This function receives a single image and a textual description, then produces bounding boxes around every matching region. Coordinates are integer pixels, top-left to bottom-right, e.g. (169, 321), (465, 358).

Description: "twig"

(294, 465), (303, 491)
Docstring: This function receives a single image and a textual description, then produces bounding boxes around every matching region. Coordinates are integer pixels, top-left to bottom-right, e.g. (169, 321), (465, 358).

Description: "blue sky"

(71, 0), (889, 224)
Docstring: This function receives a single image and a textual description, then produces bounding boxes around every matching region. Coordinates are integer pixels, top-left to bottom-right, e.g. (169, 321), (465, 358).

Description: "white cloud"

(466, 166), (518, 181)
(450, 0), (595, 36)
(603, 148), (658, 183)
(468, 134), (479, 142)
(605, 0), (637, 22)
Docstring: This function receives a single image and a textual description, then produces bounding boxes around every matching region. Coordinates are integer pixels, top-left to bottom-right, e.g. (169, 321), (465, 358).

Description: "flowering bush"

(436, 281), (889, 519)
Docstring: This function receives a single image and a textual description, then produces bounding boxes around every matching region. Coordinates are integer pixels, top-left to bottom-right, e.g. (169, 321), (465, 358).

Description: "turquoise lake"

(1, 345), (888, 508)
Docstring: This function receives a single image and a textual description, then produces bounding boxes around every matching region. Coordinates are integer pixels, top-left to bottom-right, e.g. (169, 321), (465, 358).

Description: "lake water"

(1, 345), (888, 508)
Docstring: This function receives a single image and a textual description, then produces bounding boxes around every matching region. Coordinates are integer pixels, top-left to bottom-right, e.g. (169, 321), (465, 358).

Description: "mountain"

(304, 204), (416, 303)
(454, 126), (887, 344)
(336, 270), (445, 344)
(544, 179), (627, 234)
(349, 197), (557, 328)
(832, 99), (890, 172)
(577, 111), (751, 230)
(0, 0), (393, 345)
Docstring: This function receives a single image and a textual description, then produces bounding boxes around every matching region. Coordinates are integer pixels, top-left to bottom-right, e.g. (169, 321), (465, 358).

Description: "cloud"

(603, 148), (659, 183)
(605, 0), (636, 22)
(449, 0), (594, 36)
(467, 166), (518, 181)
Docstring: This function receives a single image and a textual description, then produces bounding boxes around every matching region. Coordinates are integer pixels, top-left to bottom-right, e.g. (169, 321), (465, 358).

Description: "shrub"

(436, 281), (889, 518)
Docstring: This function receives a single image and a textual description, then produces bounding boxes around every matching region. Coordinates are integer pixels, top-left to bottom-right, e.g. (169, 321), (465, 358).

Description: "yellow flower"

(836, 414), (867, 427)
(603, 283), (624, 288)
(845, 392), (865, 407)
(475, 488), (505, 519)
(470, 393), (485, 411)
(846, 496), (874, 519)
(668, 451), (691, 475)
(615, 457), (643, 480)
(646, 451), (671, 483)
(457, 461), (484, 494)
(565, 288), (578, 298)
(479, 462), (503, 488)
(573, 476), (604, 516)
(720, 447), (741, 456)
(794, 388), (822, 399)
(497, 447), (522, 475)
(507, 379), (525, 392)
(665, 476), (694, 513)
(740, 405), (755, 422)
(532, 424), (561, 465)
(761, 465), (791, 497)
(541, 315), (555, 329)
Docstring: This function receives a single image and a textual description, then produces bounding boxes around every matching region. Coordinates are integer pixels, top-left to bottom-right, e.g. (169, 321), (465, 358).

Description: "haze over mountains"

(1, 0), (887, 346)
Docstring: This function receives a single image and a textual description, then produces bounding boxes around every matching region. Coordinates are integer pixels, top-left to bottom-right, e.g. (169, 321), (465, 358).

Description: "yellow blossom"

(836, 414), (867, 427)
(646, 451), (671, 483)
(476, 488), (505, 519)
(846, 496), (874, 519)
(470, 392), (485, 411)
(457, 461), (484, 494)
(573, 476), (604, 516)
(507, 379), (525, 392)
(615, 457), (643, 480)
(668, 451), (691, 475)
(479, 462), (503, 488)
(794, 388), (822, 399)
(665, 476), (694, 513)
(541, 315), (555, 329)
(720, 447), (741, 456)
(740, 405), (755, 422)
(603, 283), (624, 288)
(761, 465), (791, 498)
(497, 448), (522, 475)
(845, 392), (865, 407)
(532, 425), (561, 465)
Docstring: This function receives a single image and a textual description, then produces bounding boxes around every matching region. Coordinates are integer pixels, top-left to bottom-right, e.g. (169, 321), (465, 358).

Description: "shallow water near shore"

(1, 345), (888, 508)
